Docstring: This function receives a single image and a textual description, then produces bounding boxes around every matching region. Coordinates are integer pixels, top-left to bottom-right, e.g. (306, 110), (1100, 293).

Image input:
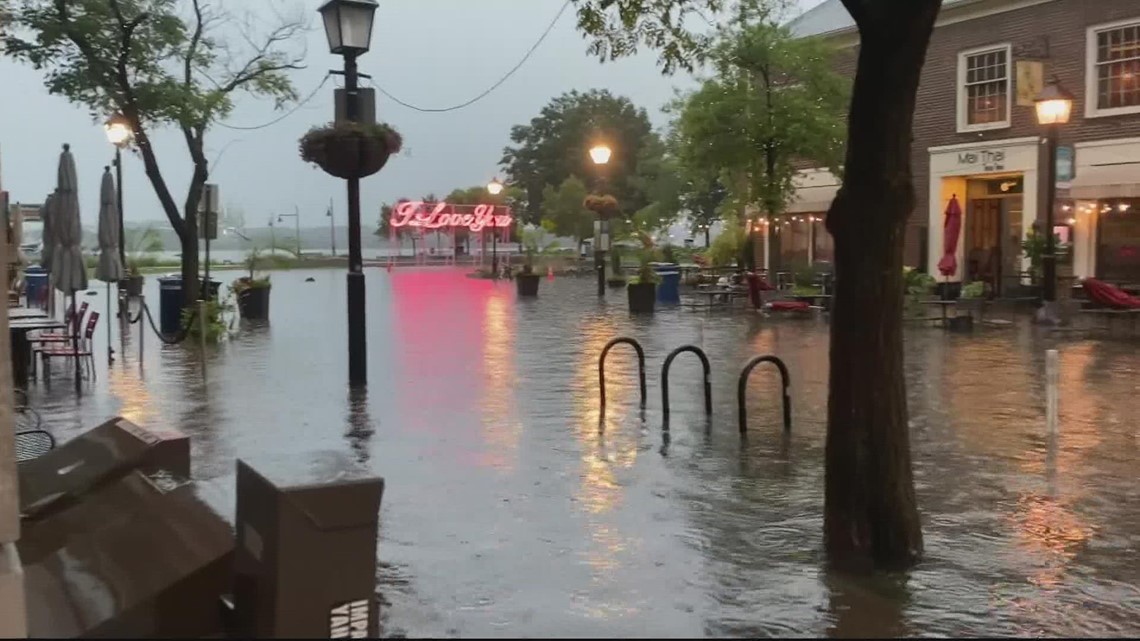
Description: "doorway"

(965, 199), (1003, 295)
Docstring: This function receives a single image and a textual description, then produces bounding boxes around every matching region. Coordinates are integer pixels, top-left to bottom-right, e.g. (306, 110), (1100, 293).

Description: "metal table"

(9, 317), (66, 387)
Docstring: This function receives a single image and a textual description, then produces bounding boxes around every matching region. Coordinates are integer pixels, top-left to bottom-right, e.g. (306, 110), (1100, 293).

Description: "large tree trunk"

(824, 0), (940, 571)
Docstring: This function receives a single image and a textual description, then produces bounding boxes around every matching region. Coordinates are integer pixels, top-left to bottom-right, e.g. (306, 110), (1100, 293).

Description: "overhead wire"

(217, 73), (332, 131)
(366, 0), (572, 113)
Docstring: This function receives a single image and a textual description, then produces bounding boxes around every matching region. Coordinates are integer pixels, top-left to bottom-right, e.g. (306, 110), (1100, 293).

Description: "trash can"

(157, 275), (220, 335)
(25, 266), (49, 307)
(653, 263), (681, 304)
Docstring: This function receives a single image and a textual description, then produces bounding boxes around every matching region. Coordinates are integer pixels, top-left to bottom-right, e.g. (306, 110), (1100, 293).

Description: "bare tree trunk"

(824, 0), (940, 571)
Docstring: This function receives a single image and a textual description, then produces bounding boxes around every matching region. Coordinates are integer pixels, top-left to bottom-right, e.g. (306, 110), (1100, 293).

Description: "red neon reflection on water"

(390, 201), (513, 232)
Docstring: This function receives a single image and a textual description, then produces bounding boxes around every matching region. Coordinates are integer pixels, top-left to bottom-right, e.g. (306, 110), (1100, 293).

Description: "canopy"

(50, 144), (88, 294)
(95, 166), (125, 283)
(937, 195), (962, 278)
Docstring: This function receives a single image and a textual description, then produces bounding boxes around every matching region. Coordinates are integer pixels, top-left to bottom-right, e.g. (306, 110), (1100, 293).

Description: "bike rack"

(599, 337), (647, 410)
(738, 355), (792, 434)
(661, 345), (712, 422)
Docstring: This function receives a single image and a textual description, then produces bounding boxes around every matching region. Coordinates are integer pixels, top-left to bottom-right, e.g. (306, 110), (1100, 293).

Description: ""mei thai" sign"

(389, 201), (512, 232)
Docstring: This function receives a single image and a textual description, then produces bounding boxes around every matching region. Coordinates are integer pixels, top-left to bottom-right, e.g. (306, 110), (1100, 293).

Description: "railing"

(738, 355), (792, 435)
(598, 337), (646, 411)
(661, 345), (711, 423)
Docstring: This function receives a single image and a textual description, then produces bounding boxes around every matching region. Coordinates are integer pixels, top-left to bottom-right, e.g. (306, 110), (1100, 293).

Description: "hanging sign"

(389, 201), (512, 232)
(1056, 145), (1075, 188)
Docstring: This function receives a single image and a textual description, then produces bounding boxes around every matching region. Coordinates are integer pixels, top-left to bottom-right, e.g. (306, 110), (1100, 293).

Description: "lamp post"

(589, 143), (612, 297)
(320, 0), (378, 387)
(278, 206), (301, 257)
(1034, 77), (1074, 322)
(327, 198), (336, 256)
(487, 177), (503, 277)
(104, 114), (132, 270)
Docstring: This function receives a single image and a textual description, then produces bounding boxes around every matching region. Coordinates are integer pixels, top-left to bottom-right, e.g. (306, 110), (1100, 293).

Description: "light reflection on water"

(23, 267), (1140, 638)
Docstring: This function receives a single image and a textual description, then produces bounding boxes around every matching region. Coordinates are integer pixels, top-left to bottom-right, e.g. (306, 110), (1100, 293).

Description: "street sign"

(198, 184), (218, 240)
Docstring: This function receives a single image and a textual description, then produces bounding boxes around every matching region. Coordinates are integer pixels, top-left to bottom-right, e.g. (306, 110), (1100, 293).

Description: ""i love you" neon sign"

(389, 201), (513, 233)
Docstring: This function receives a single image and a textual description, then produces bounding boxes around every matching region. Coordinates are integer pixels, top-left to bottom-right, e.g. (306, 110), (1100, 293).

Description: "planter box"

(237, 285), (271, 320)
(627, 282), (656, 313)
(120, 275), (144, 298)
(516, 273), (540, 297)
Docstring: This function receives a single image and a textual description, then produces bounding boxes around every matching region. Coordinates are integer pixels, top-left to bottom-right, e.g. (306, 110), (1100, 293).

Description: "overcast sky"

(0, 0), (826, 228)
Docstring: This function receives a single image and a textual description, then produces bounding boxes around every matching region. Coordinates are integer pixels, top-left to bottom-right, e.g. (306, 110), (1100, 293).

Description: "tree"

(671, 19), (848, 231)
(500, 89), (657, 222)
(574, 0), (940, 570)
(539, 176), (592, 252)
(679, 174), (727, 247)
(3, 0), (304, 304)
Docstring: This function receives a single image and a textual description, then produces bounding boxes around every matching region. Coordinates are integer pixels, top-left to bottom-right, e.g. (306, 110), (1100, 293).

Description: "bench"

(1078, 307), (1140, 336)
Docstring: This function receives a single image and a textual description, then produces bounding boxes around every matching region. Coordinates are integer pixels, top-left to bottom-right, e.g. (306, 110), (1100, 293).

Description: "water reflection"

(19, 268), (1140, 638)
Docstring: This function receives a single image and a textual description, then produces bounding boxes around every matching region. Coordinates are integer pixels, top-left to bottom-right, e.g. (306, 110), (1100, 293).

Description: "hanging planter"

(299, 121), (403, 180)
(583, 194), (619, 218)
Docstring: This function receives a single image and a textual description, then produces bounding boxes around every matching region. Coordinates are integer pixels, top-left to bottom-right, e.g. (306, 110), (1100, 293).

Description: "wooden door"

(966, 199), (1002, 293)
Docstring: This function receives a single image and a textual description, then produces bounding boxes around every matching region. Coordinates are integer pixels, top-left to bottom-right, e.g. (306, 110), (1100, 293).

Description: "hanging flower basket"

(584, 194), (619, 218)
(299, 121), (403, 180)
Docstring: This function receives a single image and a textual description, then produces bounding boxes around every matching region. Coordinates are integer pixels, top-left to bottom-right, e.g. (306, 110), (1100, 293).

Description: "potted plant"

(120, 225), (162, 297)
(299, 121), (402, 180)
(607, 248), (626, 288)
(516, 229), (541, 297)
(231, 248), (271, 320)
(627, 233), (658, 313)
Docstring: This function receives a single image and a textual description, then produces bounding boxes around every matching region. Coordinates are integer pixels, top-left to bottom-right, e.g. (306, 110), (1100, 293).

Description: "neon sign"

(389, 201), (512, 233)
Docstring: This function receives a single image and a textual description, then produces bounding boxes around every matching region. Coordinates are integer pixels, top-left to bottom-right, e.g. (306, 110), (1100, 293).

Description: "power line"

(368, 0), (571, 113)
(218, 73), (331, 131)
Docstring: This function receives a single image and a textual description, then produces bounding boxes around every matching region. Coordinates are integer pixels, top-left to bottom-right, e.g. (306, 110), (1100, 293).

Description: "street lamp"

(589, 144), (612, 297)
(104, 113), (132, 270)
(278, 206), (301, 257)
(327, 198), (336, 256)
(1034, 77), (1074, 321)
(487, 178), (504, 277)
(319, 0), (378, 387)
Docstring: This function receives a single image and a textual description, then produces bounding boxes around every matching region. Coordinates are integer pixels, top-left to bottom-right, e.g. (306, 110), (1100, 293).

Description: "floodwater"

(25, 268), (1140, 638)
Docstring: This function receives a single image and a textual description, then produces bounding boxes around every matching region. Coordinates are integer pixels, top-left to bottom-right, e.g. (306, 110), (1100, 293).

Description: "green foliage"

(500, 89), (657, 222)
(961, 281), (985, 299)
(124, 225), (164, 275)
(903, 267), (936, 312)
(181, 297), (232, 343)
(540, 176), (593, 247)
(2, 0), (305, 302)
(230, 247), (270, 291)
(670, 19), (849, 218)
(708, 224), (746, 267)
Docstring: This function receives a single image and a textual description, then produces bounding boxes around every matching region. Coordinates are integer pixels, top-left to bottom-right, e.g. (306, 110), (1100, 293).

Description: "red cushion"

(770, 300), (811, 312)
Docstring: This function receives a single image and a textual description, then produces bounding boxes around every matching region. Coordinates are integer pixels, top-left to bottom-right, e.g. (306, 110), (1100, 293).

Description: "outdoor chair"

(30, 301), (88, 379)
(12, 387), (54, 462)
(40, 311), (99, 381)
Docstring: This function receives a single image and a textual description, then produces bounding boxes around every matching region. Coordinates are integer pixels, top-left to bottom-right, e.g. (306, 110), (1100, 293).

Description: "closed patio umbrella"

(39, 194), (55, 313)
(95, 166), (124, 364)
(50, 144), (88, 390)
(937, 195), (962, 295)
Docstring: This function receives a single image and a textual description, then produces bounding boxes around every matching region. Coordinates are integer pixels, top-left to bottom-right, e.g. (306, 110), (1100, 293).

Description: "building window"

(1096, 200), (1140, 283)
(958, 45), (1011, 131)
(1087, 19), (1140, 117)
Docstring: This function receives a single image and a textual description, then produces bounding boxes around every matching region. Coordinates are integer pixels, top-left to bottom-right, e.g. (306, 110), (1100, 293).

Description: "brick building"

(765, 0), (1140, 291)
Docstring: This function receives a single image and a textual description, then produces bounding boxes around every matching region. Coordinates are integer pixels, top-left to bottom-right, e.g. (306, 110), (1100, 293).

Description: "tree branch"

(838, 0), (869, 29)
(186, 0), (206, 89)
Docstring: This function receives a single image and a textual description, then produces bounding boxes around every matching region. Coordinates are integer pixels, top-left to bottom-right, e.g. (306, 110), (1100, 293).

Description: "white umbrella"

(49, 144), (88, 390)
(95, 166), (124, 365)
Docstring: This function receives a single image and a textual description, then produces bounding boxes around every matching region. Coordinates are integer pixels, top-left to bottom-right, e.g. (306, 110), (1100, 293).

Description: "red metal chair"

(30, 301), (88, 379)
(40, 311), (99, 381)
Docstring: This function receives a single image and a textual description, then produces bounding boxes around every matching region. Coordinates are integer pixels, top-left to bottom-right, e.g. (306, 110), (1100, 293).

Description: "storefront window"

(813, 219), (834, 265)
(1097, 199), (1140, 283)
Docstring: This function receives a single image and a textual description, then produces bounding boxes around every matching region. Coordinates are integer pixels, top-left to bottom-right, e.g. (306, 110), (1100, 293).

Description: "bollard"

(1046, 349), (1059, 436)
(199, 299), (208, 382)
(138, 294), (145, 374)
(232, 454), (384, 639)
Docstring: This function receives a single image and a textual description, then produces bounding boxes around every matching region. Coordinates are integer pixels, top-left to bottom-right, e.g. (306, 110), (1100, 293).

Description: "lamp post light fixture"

(589, 144), (612, 297)
(104, 114), (132, 270)
(278, 206), (302, 257)
(487, 178), (504, 277)
(319, 0), (378, 387)
(1034, 77), (1074, 322)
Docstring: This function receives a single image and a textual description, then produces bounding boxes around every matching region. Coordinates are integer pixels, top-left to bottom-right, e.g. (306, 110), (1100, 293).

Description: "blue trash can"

(158, 275), (185, 335)
(158, 275), (221, 335)
(653, 263), (681, 304)
(24, 266), (49, 307)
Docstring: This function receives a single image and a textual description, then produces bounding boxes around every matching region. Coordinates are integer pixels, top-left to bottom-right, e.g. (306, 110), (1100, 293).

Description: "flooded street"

(24, 267), (1140, 638)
